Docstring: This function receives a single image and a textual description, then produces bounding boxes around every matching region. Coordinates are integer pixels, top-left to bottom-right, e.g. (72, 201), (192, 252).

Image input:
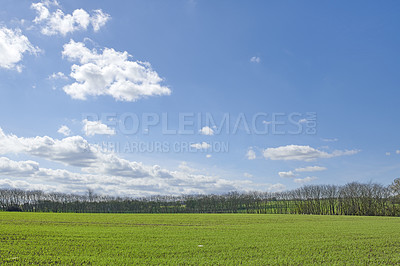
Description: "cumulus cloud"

(0, 157), (39, 177)
(31, 1), (110, 36)
(294, 176), (318, 184)
(295, 166), (327, 172)
(83, 119), (115, 136)
(0, 127), (150, 177)
(57, 125), (71, 136)
(278, 171), (295, 178)
(246, 148), (256, 160)
(90, 10), (110, 31)
(0, 127), (97, 167)
(263, 145), (359, 161)
(61, 40), (171, 102)
(0, 27), (40, 72)
(250, 56), (260, 63)
(199, 126), (214, 136)
(190, 142), (211, 150)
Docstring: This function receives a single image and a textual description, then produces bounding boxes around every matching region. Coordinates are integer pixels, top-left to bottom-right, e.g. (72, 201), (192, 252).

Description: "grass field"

(0, 213), (400, 265)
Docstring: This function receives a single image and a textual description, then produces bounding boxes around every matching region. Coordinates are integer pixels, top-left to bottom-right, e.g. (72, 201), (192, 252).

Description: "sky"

(0, 0), (399, 197)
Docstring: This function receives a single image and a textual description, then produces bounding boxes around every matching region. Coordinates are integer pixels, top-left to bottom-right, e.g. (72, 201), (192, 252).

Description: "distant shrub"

(6, 205), (22, 212)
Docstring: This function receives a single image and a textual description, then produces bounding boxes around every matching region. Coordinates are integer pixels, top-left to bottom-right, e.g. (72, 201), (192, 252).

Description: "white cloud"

(83, 119), (115, 136)
(246, 148), (256, 160)
(397, 150), (400, 155)
(294, 176), (318, 184)
(278, 166), (326, 179)
(190, 142), (210, 150)
(278, 171), (295, 178)
(386, 152), (391, 156)
(0, 157), (39, 177)
(0, 27), (40, 72)
(295, 166), (327, 172)
(298, 118), (308, 124)
(90, 10), (110, 31)
(244, 172), (253, 178)
(262, 120), (271, 125)
(250, 56), (261, 63)
(48, 72), (68, 80)
(263, 145), (359, 161)
(61, 40), (171, 102)
(0, 129), (97, 167)
(57, 125), (71, 136)
(31, 1), (110, 36)
(206, 154), (212, 158)
(0, 178), (59, 192)
(199, 126), (214, 136)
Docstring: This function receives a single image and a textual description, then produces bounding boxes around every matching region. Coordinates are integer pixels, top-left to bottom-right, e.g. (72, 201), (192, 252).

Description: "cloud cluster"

(278, 166), (325, 184)
(0, 128), (98, 167)
(31, 1), (110, 36)
(61, 40), (171, 101)
(49, 72), (68, 80)
(0, 157), (39, 177)
(0, 27), (40, 72)
(264, 145), (359, 161)
(0, 155), (281, 197)
(0, 128), (283, 196)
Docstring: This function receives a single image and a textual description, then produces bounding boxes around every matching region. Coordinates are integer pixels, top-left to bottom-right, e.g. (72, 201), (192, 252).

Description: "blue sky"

(0, 0), (399, 196)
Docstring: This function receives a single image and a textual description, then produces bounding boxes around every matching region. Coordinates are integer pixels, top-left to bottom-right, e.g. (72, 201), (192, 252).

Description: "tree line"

(1, 180), (400, 216)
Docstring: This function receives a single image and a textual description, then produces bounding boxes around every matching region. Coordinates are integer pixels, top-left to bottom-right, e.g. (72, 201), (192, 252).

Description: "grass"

(0, 212), (400, 265)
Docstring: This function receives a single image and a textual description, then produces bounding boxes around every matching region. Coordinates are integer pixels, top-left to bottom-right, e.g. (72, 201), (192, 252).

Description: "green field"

(1, 213), (400, 265)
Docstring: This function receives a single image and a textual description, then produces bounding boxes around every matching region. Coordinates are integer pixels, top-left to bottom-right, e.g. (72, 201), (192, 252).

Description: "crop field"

(0, 213), (400, 265)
